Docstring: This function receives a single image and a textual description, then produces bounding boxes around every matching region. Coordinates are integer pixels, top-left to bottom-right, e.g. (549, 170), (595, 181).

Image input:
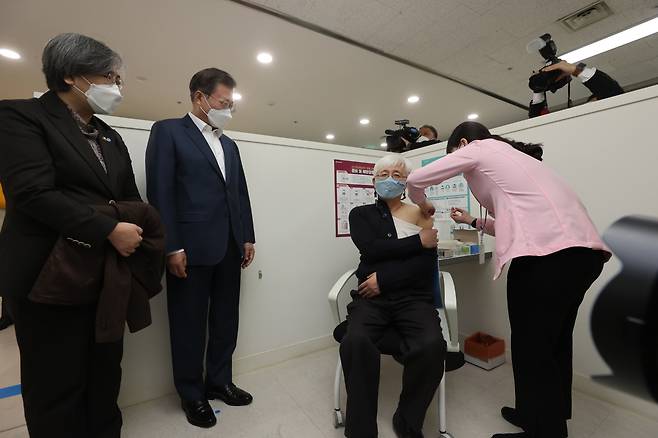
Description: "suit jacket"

(349, 201), (437, 301)
(0, 91), (142, 299)
(529, 69), (624, 118)
(30, 201), (165, 342)
(145, 115), (255, 266)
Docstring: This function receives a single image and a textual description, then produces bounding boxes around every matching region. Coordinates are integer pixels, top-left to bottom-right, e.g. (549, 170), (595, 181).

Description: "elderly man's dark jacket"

(349, 200), (437, 301)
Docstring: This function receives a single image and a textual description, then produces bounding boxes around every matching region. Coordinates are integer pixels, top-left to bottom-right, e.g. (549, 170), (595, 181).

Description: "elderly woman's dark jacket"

(0, 90), (143, 300)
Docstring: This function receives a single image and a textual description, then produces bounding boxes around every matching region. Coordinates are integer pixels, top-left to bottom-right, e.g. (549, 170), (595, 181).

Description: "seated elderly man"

(341, 154), (446, 438)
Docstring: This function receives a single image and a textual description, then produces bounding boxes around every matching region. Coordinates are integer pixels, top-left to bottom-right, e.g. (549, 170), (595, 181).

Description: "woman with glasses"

(406, 122), (611, 438)
(0, 33), (145, 437)
(341, 154), (446, 438)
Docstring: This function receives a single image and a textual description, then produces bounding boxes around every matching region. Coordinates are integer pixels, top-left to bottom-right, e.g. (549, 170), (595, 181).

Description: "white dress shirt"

(168, 113), (227, 256)
(188, 112), (226, 178)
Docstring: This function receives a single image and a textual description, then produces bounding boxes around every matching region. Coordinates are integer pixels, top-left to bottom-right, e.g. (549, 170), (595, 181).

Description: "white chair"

(328, 267), (463, 438)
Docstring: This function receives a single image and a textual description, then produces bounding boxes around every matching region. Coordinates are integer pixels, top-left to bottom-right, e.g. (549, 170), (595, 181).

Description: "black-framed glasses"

(105, 72), (123, 89)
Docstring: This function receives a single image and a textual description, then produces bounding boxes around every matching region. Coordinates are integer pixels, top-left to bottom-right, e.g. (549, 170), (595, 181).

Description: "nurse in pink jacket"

(407, 122), (611, 438)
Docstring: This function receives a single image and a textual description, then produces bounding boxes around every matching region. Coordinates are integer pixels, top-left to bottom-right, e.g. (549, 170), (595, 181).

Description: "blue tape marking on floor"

(0, 384), (21, 399)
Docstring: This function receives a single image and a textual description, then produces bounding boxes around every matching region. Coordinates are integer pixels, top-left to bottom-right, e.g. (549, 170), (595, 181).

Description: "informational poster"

(421, 156), (471, 230)
(334, 160), (376, 237)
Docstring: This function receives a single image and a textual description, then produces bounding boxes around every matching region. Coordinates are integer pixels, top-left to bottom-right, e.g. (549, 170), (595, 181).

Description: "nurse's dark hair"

(446, 121), (544, 161)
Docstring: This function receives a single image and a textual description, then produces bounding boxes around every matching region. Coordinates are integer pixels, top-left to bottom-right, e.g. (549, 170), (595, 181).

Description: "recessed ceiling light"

(359, 118), (370, 125)
(233, 92), (242, 101)
(257, 52), (273, 64)
(467, 113), (479, 120)
(561, 16), (658, 63)
(0, 48), (21, 60)
(380, 142), (387, 148)
(326, 133), (335, 140)
(407, 95), (420, 104)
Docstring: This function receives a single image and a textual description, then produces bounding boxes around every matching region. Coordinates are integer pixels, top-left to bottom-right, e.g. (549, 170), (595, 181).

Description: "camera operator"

(410, 124), (441, 150)
(529, 60), (624, 118)
(386, 121), (441, 152)
(418, 125), (438, 142)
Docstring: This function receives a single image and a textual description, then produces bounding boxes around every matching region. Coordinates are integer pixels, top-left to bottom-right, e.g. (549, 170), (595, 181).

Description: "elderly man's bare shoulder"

(403, 203), (433, 229)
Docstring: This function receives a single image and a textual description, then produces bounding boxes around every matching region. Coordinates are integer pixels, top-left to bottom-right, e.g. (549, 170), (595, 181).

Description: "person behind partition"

(406, 121), (611, 438)
(529, 60), (624, 118)
(0, 33), (146, 437)
(342, 153), (446, 438)
(418, 124), (438, 142)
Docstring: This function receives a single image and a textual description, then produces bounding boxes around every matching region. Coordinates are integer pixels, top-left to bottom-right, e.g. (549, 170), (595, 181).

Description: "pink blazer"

(407, 139), (611, 279)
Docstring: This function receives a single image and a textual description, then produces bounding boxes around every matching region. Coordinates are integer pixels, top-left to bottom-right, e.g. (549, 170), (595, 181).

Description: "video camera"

(526, 33), (572, 93)
(385, 120), (420, 153)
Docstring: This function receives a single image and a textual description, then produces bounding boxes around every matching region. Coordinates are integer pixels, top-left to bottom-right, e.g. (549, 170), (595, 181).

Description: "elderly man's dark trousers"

(339, 297), (446, 438)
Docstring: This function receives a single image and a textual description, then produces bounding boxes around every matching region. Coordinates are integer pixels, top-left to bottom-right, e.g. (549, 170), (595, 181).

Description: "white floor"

(2, 326), (658, 437)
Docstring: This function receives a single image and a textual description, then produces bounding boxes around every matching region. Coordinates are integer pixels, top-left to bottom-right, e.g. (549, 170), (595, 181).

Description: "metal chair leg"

(334, 353), (345, 428)
(438, 366), (454, 437)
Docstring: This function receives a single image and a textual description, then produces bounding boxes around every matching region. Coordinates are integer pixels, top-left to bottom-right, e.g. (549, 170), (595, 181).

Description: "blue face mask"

(375, 177), (406, 199)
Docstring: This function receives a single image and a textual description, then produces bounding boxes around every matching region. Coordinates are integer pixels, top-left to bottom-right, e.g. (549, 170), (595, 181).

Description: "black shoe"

(181, 400), (217, 428)
(0, 317), (13, 331)
(501, 406), (525, 429)
(492, 433), (528, 438)
(207, 383), (253, 406)
(392, 411), (423, 438)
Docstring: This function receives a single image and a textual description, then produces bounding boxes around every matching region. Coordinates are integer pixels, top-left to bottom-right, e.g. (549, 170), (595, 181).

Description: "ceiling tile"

(461, 0), (507, 15)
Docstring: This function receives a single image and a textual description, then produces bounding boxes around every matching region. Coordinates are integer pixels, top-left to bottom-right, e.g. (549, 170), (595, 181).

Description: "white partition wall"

(99, 116), (387, 406)
(402, 85), (658, 417)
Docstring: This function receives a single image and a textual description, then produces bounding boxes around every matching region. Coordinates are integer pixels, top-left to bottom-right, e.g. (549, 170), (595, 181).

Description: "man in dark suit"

(0, 33), (144, 437)
(146, 68), (256, 428)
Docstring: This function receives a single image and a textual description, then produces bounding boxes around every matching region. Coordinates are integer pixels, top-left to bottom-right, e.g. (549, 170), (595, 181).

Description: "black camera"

(385, 120), (420, 153)
(527, 33), (572, 93)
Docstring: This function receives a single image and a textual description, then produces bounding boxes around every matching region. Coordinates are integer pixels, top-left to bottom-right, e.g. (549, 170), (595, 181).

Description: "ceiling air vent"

(560, 1), (614, 31)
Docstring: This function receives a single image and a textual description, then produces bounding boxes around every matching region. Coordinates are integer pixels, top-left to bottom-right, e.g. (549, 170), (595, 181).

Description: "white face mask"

(417, 136), (430, 142)
(202, 95), (233, 130)
(75, 77), (123, 115)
